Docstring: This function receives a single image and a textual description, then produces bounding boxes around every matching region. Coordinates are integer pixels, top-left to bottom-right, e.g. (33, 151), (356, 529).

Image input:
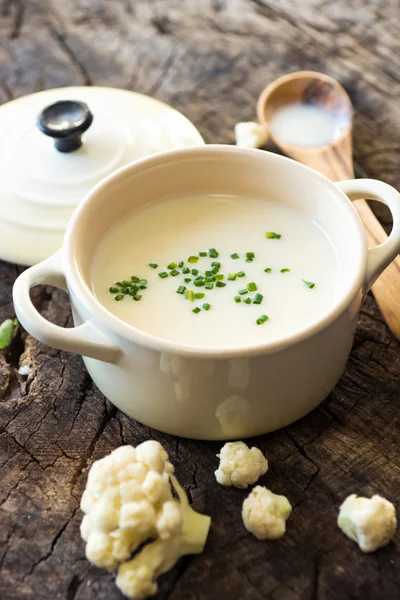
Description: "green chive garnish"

(185, 289), (195, 301)
(131, 276), (140, 284)
(122, 280), (131, 287)
(116, 281), (123, 286)
(215, 274), (224, 281)
(238, 271), (246, 278)
(109, 286), (120, 293)
(209, 248), (219, 258)
(205, 270), (212, 277)
(203, 303), (211, 311)
(211, 267), (219, 275)
(184, 277), (191, 283)
(195, 292), (205, 299)
(194, 279), (205, 287)
(199, 251), (207, 257)
(246, 252), (255, 260)
(170, 269), (179, 277)
(216, 281), (226, 288)
(148, 263), (158, 269)
(133, 295), (142, 301)
(264, 268), (272, 273)
(192, 307), (201, 314)
(191, 268), (199, 276)
(205, 282), (213, 289)
(256, 314), (269, 325)
(211, 261), (221, 268)
(303, 280), (316, 289)
(227, 273), (237, 281)
(182, 267), (190, 274)
(139, 279), (147, 285)
(253, 293), (263, 304)
(244, 298), (251, 304)
(115, 294), (124, 301)
(158, 272), (168, 279)
(247, 282), (257, 292)
(167, 262), (177, 270)
(265, 232), (281, 239)
(239, 289), (248, 295)
(178, 261), (184, 268)
(231, 253), (239, 259)
(177, 286), (186, 294)
(188, 256), (199, 263)
(281, 268), (290, 273)
(234, 296), (241, 303)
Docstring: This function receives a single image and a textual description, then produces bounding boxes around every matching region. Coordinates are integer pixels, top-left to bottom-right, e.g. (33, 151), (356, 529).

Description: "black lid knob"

(37, 100), (93, 153)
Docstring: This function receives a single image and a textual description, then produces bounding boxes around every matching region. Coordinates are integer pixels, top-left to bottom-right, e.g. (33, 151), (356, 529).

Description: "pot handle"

(335, 179), (400, 291)
(12, 251), (119, 363)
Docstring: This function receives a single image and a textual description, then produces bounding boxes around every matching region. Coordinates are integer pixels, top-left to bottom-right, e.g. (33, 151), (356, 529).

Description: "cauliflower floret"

(80, 442), (210, 599)
(242, 486), (292, 540)
(215, 441), (268, 489)
(338, 494), (397, 552)
(234, 121), (268, 148)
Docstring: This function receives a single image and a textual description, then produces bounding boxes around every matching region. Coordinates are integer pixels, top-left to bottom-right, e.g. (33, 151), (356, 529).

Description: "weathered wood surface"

(1, 1), (400, 599)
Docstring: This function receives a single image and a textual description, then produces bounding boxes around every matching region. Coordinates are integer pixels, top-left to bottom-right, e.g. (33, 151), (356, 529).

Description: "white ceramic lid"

(0, 86), (204, 266)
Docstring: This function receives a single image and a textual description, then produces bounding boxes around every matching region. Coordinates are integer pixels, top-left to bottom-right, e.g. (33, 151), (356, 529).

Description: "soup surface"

(91, 194), (340, 349)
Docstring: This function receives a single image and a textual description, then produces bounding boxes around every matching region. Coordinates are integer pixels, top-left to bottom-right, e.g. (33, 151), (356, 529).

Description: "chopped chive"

(231, 253), (239, 259)
(264, 268), (272, 273)
(148, 263), (158, 269)
(253, 293), (263, 305)
(109, 286), (120, 293)
(167, 262), (177, 270)
(216, 281), (226, 288)
(244, 298), (252, 304)
(177, 286), (186, 295)
(280, 268), (290, 273)
(195, 292), (205, 299)
(185, 289), (195, 301)
(238, 271), (246, 278)
(178, 261), (184, 268)
(246, 252), (255, 260)
(199, 251), (207, 257)
(128, 287), (139, 296)
(139, 279), (147, 285)
(209, 248), (219, 258)
(303, 279), (316, 289)
(234, 296), (241, 303)
(247, 282), (257, 292)
(158, 272), (168, 279)
(122, 280), (131, 287)
(239, 289), (248, 295)
(265, 232), (281, 239)
(228, 273), (237, 281)
(184, 277), (191, 283)
(115, 294), (124, 301)
(192, 307), (201, 314)
(194, 279), (205, 287)
(188, 256), (199, 264)
(182, 267), (190, 274)
(215, 274), (224, 281)
(133, 294), (142, 301)
(191, 268), (199, 276)
(205, 270), (213, 277)
(170, 269), (180, 277)
(256, 314), (269, 325)
(211, 267), (219, 275)
(205, 282), (214, 289)
(211, 261), (221, 268)
(131, 276), (140, 284)
(203, 303), (211, 311)
(116, 281), (123, 286)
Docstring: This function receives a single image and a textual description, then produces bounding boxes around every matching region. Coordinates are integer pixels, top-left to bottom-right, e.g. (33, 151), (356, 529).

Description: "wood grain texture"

(0, 1), (400, 599)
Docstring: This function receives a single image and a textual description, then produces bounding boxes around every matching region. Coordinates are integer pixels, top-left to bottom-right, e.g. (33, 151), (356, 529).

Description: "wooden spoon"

(257, 71), (400, 340)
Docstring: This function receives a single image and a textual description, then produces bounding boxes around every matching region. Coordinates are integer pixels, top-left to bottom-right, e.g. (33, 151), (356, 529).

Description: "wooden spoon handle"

(356, 199), (400, 339)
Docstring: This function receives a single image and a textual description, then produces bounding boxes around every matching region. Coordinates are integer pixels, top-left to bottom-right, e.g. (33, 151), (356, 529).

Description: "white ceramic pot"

(12, 146), (400, 439)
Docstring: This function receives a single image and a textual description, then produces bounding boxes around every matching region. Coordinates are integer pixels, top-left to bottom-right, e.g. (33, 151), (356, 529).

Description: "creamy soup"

(91, 194), (340, 349)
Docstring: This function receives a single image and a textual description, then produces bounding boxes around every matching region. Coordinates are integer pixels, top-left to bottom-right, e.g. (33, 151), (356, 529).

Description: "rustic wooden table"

(1, 1), (400, 599)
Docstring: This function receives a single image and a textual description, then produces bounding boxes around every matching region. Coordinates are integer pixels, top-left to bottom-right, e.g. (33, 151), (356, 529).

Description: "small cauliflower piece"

(242, 486), (292, 540)
(80, 442), (210, 599)
(234, 121), (269, 148)
(338, 494), (397, 553)
(215, 441), (268, 489)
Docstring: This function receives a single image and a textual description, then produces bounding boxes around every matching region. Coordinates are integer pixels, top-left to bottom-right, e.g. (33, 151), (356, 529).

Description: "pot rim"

(64, 145), (367, 358)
